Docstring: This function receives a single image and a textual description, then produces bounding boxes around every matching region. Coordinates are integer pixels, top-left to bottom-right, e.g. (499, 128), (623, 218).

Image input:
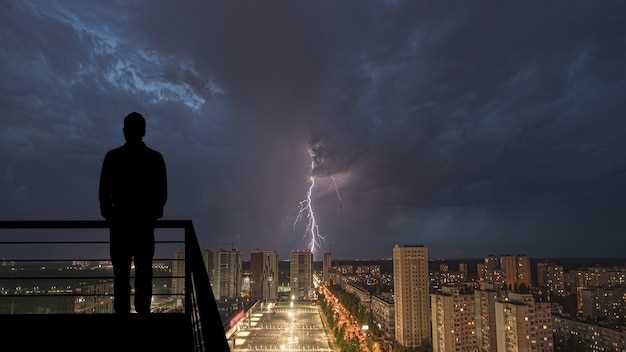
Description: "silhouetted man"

(99, 112), (167, 314)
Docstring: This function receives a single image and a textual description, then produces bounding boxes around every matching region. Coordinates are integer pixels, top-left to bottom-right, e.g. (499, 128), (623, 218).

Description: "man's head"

(123, 112), (146, 143)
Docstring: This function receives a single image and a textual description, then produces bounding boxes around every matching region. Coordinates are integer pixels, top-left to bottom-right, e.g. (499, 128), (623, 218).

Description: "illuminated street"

(230, 301), (333, 352)
(320, 285), (371, 352)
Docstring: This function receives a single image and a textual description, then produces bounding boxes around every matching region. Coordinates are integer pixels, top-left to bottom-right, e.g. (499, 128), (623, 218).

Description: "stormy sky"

(2, 1), (626, 259)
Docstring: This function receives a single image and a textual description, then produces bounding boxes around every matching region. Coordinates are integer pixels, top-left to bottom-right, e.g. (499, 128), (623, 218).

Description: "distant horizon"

(268, 256), (626, 263)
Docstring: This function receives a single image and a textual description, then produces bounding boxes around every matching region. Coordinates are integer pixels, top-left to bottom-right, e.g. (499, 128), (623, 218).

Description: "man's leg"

(110, 224), (132, 314)
(133, 223), (155, 314)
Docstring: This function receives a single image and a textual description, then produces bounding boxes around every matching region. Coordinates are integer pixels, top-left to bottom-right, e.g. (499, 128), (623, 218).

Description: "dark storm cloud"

(2, 1), (626, 258)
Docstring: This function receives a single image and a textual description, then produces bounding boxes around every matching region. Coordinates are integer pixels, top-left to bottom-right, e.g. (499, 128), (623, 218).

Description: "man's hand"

(101, 206), (113, 221)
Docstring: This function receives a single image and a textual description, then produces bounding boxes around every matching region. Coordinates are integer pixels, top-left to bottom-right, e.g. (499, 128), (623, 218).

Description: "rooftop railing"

(0, 220), (229, 352)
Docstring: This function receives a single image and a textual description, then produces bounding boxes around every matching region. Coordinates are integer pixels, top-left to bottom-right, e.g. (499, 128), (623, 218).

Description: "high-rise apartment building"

(474, 288), (498, 352)
(250, 250), (278, 300)
(491, 270), (505, 288)
(580, 287), (626, 322)
(440, 263), (449, 273)
(537, 262), (548, 288)
(500, 255), (518, 289)
(477, 263), (488, 284)
(537, 263), (565, 295)
(571, 269), (607, 313)
(213, 248), (241, 299)
(485, 255), (499, 271)
(549, 265), (564, 295)
(323, 252), (332, 284)
(173, 248), (212, 300)
(495, 293), (553, 352)
(393, 245), (430, 348)
(290, 250), (313, 299)
(459, 263), (469, 273)
(516, 256), (531, 288)
(495, 300), (531, 352)
(480, 256), (506, 289)
(500, 255), (531, 289)
(431, 287), (477, 352)
(459, 263), (469, 280)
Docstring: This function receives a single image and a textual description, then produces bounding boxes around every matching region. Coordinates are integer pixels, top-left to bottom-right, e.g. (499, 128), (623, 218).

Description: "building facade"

(213, 248), (242, 299)
(495, 293), (553, 352)
(371, 293), (395, 338)
(250, 250), (278, 300)
(431, 287), (477, 352)
(580, 287), (626, 322)
(475, 289), (498, 352)
(290, 250), (313, 299)
(500, 255), (531, 289)
(440, 263), (449, 273)
(393, 244), (430, 348)
(345, 283), (371, 308)
(516, 256), (531, 288)
(172, 248), (213, 305)
(323, 252), (332, 284)
(554, 315), (626, 351)
(537, 263), (565, 295)
(485, 256), (499, 271)
(459, 263), (469, 280)
(479, 256), (506, 289)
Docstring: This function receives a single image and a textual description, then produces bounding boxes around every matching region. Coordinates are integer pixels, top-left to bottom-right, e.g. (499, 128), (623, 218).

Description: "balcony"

(0, 220), (229, 352)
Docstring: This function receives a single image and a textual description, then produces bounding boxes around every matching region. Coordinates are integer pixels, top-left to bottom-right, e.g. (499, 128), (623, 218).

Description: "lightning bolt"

(330, 175), (343, 210)
(294, 158), (325, 256)
(294, 149), (346, 257)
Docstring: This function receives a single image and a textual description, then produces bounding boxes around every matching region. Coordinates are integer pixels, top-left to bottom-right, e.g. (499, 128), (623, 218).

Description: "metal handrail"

(1, 258), (183, 262)
(0, 258), (184, 263)
(0, 220), (190, 229)
(0, 276), (186, 279)
(0, 293), (184, 297)
(0, 220), (229, 352)
(0, 241), (184, 244)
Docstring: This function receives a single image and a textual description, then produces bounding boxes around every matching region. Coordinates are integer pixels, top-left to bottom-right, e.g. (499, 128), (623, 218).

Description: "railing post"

(185, 224), (192, 321)
(185, 222), (229, 352)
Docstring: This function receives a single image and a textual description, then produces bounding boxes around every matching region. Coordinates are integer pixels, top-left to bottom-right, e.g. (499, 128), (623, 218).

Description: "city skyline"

(3, 240), (626, 350)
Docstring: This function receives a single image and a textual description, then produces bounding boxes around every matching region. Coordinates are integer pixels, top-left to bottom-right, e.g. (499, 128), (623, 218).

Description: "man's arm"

(99, 152), (113, 219)
(156, 153), (167, 218)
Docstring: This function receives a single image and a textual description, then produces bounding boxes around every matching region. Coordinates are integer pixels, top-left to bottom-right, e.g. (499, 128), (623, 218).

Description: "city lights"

(229, 301), (332, 352)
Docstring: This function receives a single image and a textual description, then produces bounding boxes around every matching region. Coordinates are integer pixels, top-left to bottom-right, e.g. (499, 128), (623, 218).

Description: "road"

(320, 284), (373, 352)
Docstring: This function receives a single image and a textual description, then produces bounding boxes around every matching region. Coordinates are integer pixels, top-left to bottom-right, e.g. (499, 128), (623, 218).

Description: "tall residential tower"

(250, 250), (278, 300)
(290, 250), (313, 299)
(213, 248), (241, 299)
(393, 245), (430, 348)
(431, 287), (477, 352)
(323, 252), (332, 284)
